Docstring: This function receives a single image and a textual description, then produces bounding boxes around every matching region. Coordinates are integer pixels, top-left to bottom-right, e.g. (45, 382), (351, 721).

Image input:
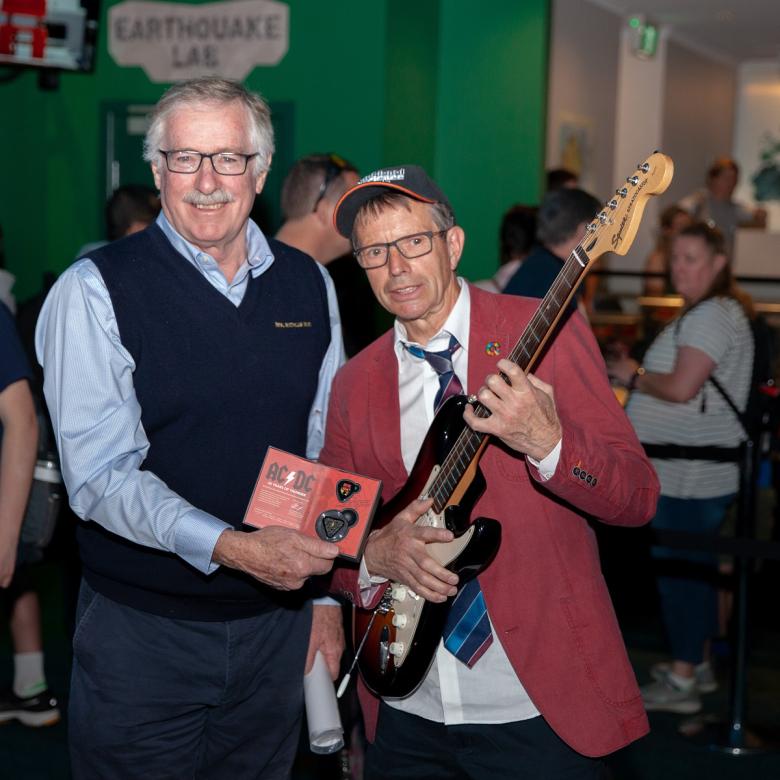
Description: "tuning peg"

(616, 187), (628, 198)
(627, 175), (640, 186)
(586, 222), (597, 233)
(638, 162), (650, 173)
(608, 198), (618, 210)
(598, 211), (608, 224)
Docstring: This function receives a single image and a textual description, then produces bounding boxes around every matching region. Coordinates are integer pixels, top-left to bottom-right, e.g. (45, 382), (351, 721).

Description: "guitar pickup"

(379, 625), (390, 673)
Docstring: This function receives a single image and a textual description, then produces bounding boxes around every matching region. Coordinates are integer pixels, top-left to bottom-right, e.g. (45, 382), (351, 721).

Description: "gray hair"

(352, 192), (456, 244)
(142, 77), (274, 176)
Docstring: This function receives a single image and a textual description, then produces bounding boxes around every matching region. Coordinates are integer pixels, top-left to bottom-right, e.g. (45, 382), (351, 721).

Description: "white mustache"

(183, 190), (235, 206)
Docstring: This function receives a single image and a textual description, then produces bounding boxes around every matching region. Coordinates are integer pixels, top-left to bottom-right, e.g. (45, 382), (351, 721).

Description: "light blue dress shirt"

(35, 212), (345, 575)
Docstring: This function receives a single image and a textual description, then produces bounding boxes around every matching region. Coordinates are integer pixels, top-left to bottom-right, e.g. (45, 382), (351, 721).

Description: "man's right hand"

(212, 527), (339, 590)
(363, 497), (459, 603)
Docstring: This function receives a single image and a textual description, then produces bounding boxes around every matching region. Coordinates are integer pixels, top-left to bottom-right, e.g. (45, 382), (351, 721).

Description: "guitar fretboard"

(427, 244), (591, 513)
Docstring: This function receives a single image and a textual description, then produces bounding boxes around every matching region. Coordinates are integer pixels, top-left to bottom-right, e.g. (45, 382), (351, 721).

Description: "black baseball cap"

(333, 165), (452, 238)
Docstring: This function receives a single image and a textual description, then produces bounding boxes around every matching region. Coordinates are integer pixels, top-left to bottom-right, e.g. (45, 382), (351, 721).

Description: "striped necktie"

(404, 334), (464, 411)
(404, 334), (494, 667)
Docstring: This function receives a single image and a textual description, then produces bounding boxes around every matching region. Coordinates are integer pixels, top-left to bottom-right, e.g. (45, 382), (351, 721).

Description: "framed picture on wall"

(556, 112), (594, 188)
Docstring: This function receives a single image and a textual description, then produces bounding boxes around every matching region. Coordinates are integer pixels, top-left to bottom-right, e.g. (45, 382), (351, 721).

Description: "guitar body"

(353, 395), (502, 698)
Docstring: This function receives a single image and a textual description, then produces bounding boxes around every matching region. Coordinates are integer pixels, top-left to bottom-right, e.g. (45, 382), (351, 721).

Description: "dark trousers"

(652, 494), (734, 664)
(365, 701), (607, 779)
(69, 579), (311, 780)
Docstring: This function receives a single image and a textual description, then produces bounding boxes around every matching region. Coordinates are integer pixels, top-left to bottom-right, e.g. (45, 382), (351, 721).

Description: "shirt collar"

(394, 278), (471, 359)
(155, 211), (274, 277)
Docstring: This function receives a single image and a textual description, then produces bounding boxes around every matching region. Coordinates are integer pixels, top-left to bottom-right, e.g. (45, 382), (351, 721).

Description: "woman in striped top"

(607, 222), (754, 715)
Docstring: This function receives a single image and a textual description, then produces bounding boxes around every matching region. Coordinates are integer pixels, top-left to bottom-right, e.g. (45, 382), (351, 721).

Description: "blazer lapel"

(367, 332), (407, 488)
(467, 285), (515, 392)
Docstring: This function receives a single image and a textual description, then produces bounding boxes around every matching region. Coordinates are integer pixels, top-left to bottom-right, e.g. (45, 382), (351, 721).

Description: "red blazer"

(320, 285), (659, 757)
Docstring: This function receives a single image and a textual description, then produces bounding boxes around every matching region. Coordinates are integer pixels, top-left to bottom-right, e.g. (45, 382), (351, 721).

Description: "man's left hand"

(463, 359), (562, 461)
(305, 604), (346, 680)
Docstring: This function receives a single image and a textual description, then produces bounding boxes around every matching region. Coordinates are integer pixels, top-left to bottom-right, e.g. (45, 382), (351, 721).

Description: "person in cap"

(35, 77), (345, 778)
(320, 165), (660, 778)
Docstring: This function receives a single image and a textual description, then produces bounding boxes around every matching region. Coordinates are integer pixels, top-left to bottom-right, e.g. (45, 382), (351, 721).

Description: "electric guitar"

(353, 152), (674, 698)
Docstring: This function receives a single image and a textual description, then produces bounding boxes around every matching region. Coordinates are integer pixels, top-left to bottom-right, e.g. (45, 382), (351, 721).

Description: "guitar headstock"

(581, 151), (674, 260)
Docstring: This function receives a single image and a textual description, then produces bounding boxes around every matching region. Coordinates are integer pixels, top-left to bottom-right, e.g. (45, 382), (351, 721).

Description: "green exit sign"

(629, 16), (659, 59)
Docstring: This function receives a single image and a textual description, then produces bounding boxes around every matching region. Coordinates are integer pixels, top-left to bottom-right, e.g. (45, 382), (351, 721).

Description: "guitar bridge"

(376, 587), (394, 615)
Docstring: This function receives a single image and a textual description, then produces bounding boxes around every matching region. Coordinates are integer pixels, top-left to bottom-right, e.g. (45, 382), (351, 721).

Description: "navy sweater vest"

(82, 225), (330, 619)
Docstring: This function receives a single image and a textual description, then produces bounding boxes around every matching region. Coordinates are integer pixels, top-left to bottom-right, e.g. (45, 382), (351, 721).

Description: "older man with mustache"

(36, 78), (345, 779)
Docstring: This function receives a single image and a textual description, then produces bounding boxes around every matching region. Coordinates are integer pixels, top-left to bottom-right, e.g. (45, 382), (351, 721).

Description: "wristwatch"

(629, 366), (646, 391)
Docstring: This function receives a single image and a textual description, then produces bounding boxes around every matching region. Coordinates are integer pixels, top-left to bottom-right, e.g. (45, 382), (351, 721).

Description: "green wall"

(0, 0), (548, 301)
(435, 0), (548, 280)
(383, 0), (440, 171)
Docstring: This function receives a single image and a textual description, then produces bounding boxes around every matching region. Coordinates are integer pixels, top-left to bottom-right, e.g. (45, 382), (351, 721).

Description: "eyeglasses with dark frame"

(353, 229), (450, 269)
(159, 149), (258, 176)
(311, 154), (350, 213)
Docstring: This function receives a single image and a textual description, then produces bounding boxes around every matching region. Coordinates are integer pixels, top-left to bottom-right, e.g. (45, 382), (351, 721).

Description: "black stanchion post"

(683, 435), (777, 754)
(718, 437), (755, 752)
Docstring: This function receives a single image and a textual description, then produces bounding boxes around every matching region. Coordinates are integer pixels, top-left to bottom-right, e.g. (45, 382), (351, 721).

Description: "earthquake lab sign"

(109, 0), (289, 82)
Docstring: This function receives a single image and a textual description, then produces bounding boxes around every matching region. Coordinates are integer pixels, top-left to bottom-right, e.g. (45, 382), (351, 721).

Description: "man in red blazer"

(319, 166), (659, 778)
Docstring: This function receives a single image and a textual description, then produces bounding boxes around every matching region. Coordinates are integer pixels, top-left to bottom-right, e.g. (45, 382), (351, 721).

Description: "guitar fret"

(573, 245), (589, 267)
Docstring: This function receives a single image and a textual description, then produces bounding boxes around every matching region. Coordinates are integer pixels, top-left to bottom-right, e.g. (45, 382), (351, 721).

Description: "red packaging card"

(243, 447), (382, 561)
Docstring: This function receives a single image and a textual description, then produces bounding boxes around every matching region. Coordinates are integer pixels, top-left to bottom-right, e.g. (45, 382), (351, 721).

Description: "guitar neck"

(426, 150), (675, 513)
(428, 244), (590, 513)
(507, 244), (590, 372)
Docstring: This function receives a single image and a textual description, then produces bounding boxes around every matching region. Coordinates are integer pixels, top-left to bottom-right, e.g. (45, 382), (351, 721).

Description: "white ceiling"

(590, 0), (780, 63)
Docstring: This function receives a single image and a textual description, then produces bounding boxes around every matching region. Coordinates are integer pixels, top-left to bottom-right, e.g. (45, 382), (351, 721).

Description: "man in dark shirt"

(276, 154), (380, 356)
(504, 188), (600, 316)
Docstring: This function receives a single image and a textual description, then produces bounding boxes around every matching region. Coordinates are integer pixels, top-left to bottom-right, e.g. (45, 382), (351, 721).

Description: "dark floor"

(1, 531), (779, 779)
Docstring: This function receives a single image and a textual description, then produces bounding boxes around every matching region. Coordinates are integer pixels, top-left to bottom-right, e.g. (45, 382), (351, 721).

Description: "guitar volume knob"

(392, 613), (408, 628)
(391, 585), (407, 602)
(389, 641), (405, 657)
